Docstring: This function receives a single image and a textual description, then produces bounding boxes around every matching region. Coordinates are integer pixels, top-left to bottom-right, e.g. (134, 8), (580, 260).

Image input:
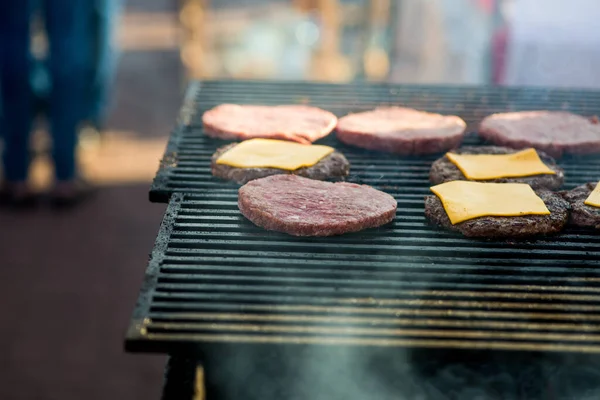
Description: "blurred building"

(178, 0), (498, 84)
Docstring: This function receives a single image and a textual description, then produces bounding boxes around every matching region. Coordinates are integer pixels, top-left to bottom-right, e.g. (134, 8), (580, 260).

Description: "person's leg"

(44, 0), (94, 194)
(89, 0), (121, 129)
(0, 2), (35, 199)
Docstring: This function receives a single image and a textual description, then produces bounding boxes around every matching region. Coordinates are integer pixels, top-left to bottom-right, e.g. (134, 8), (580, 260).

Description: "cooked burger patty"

(336, 107), (466, 155)
(211, 143), (350, 184)
(560, 183), (600, 229)
(202, 104), (337, 144)
(424, 190), (569, 238)
(238, 175), (397, 236)
(479, 111), (600, 158)
(429, 146), (564, 190)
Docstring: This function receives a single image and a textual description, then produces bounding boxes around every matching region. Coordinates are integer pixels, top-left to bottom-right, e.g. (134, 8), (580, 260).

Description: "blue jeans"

(89, 0), (120, 127)
(0, 0), (94, 182)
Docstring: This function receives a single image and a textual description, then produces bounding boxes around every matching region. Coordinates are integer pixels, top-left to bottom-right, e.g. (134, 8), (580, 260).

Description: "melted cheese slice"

(431, 181), (550, 224)
(584, 182), (600, 208)
(446, 148), (555, 180)
(216, 138), (334, 170)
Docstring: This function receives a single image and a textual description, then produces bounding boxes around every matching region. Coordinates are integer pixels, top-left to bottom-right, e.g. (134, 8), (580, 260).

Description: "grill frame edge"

(125, 193), (184, 352)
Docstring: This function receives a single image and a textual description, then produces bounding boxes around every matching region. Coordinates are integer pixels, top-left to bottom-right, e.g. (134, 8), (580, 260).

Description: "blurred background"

(1, 0), (599, 398)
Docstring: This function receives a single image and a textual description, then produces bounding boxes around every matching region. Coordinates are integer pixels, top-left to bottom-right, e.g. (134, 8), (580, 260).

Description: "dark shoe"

(0, 185), (9, 205)
(0, 182), (39, 209)
(49, 178), (96, 208)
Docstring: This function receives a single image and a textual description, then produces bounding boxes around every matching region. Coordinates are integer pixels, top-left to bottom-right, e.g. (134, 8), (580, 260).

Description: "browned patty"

(424, 190), (570, 238)
(211, 143), (350, 185)
(479, 111), (600, 158)
(202, 104), (337, 144)
(429, 146), (564, 190)
(336, 107), (466, 155)
(559, 183), (600, 229)
(238, 175), (397, 237)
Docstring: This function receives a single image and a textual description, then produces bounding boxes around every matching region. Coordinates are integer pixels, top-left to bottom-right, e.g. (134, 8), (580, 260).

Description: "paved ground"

(0, 1), (183, 398)
(0, 186), (168, 400)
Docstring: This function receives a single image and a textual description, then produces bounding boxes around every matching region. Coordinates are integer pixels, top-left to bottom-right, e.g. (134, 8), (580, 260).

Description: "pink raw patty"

(336, 107), (466, 155)
(202, 104), (337, 144)
(479, 111), (600, 158)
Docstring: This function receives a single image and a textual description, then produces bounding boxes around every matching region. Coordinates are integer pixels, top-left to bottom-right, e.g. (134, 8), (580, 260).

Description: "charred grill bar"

(128, 80), (600, 399)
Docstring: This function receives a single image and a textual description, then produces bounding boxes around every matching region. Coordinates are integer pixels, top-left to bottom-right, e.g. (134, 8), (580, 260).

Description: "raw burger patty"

(429, 146), (564, 190)
(202, 104), (337, 144)
(424, 190), (569, 238)
(238, 175), (397, 236)
(479, 111), (600, 158)
(560, 183), (600, 229)
(211, 143), (350, 185)
(336, 107), (466, 155)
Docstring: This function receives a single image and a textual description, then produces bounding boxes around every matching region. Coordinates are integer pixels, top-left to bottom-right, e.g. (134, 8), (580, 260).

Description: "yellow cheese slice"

(584, 182), (600, 208)
(446, 148), (555, 180)
(430, 181), (550, 225)
(216, 138), (334, 171)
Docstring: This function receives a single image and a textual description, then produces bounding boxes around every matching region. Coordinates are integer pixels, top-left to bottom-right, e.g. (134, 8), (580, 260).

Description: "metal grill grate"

(129, 80), (600, 354)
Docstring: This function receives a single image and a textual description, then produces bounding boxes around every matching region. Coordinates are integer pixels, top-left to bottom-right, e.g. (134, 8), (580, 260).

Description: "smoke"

(203, 344), (600, 399)
(204, 343), (415, 400)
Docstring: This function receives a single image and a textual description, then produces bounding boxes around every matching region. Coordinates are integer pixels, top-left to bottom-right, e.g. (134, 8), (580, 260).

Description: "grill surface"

(129, 80), (600, 354)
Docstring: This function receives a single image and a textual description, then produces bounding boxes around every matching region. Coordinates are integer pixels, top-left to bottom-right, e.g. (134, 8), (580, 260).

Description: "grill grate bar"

(144, 302), (600, 320)
(166, 237), (600, 256)
(169, 227), (600, 242)
(152, 276), (600, 299)
(146, 298), (600, 318)
(162, 247), (595, 266)
(161, 257), (596, 276)
(143, 322), (600, 344)
(155, 276), (600, 297)
(149, 290), (600, 312)
(159, 258), (599, 277)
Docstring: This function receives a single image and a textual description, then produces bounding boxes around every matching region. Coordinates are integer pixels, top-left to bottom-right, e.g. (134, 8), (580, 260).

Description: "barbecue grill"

(127, 80), (600, 399)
